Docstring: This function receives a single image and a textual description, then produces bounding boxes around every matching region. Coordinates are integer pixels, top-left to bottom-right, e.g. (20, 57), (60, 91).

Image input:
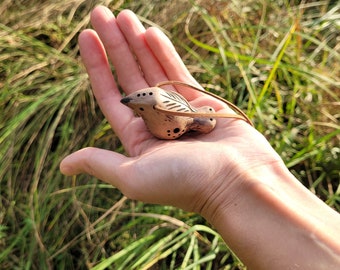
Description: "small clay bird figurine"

(120, 81), (253, 140)
(121, 87), (217, 139)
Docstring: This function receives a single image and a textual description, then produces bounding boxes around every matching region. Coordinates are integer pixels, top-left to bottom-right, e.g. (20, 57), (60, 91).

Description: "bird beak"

(120, 97), (132, 104)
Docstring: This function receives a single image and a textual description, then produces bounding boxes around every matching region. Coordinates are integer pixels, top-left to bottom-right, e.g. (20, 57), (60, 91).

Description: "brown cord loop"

(155, 81), (254, 127)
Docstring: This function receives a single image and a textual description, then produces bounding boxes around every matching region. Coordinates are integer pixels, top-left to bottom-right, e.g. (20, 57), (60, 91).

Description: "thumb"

(59, 147), (177, 204)
(60, 146), (208, 210)
(60, 147), (130, 192)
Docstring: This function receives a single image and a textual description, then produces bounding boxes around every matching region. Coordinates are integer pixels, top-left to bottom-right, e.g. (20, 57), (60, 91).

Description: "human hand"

(59, 6), (283, 216)
(59, 6), (340, 268)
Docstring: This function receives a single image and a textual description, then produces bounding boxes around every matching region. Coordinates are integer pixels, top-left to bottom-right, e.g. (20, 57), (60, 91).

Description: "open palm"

(60, 6), (281, 213)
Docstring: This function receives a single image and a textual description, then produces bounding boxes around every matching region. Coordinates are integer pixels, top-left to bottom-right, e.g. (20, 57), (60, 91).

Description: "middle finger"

(116, 10), (173, 89)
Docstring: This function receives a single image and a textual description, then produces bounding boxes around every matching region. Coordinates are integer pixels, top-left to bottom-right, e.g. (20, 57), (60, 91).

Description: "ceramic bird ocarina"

(121, 87), (217, 139)
(120, 81), (253, 140)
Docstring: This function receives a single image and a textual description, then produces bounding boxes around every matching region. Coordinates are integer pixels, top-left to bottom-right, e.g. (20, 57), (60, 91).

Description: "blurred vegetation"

(1, 0), (339, 269)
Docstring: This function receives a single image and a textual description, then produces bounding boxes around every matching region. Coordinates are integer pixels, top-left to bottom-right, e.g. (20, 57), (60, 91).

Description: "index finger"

(78, 29), (136, 142)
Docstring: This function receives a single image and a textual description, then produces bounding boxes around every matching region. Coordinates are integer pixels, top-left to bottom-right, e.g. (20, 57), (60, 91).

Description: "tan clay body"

(120, 81), (253, 140)
(121, 87), (216, 139)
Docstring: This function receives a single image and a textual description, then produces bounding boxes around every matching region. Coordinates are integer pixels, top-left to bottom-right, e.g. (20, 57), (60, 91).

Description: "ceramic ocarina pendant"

(120, 81), (253, 140)
(121, 87), (216, 139)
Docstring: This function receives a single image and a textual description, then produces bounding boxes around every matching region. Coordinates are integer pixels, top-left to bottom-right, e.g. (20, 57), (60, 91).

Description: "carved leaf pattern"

(160, 91), (195, 112)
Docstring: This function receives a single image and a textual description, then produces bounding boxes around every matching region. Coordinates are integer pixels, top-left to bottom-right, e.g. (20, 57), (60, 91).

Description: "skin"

(60, 6), (340, 269)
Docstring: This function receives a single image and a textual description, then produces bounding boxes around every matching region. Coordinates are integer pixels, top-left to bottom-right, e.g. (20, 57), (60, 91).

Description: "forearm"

(204, 162), (340, 269)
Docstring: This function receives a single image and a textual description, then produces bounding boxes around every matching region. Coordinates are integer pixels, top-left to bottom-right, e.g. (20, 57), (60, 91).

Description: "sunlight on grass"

(1, 0), (339, 269)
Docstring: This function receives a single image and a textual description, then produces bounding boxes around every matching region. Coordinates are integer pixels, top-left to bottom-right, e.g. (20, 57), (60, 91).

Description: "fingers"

(90, 6), (198, 96)
(144, 27), (206, 101)
(115, 9), (201, 98)
(79, 6), (230, 150)
(90, 6), (148, 93)
(116, 10), (172, 88)
(144, 27), (199, 88)
(78, 29), (136, 143)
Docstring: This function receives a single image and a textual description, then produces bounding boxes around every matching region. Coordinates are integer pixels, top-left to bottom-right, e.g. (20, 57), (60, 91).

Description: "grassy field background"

(1, 0), (339, 269)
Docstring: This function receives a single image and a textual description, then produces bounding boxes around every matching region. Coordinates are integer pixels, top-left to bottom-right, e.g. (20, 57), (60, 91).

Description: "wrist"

(200, 156), (288, 228)
(201, 159), (340, 268)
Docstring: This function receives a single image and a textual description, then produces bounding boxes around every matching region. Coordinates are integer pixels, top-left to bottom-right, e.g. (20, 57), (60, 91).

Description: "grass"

(1, 0), (339, 269)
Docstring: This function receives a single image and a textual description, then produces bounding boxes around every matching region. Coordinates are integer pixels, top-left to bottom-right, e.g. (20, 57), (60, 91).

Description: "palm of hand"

(60, 6), (281, 213)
